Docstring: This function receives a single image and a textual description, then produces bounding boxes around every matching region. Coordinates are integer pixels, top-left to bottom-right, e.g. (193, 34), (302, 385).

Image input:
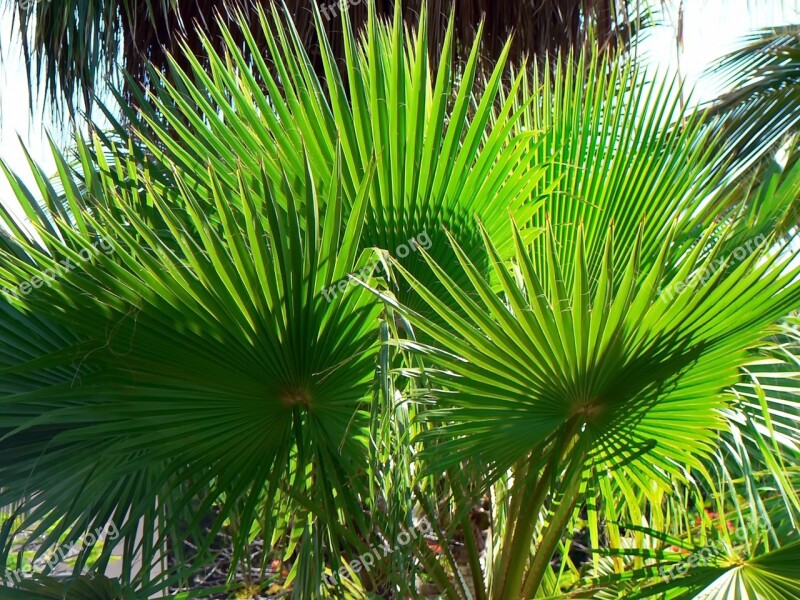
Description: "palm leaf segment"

(626, 539), (800, 599)
(2, 2), (800, 598)
(0, 574), (130, 600)
(513, 53), (724, 275)
(705, 24), (800, 177)
(0, 1), (547, 592)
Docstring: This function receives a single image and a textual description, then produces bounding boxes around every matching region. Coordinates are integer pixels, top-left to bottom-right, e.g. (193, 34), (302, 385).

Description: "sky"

(0, 0), (799, 220)
(639, 0), (797, 100)
(0, 9), (57, 228)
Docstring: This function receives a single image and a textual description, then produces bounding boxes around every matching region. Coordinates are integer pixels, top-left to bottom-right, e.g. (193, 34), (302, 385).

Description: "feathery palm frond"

(704, 25), (800, 179)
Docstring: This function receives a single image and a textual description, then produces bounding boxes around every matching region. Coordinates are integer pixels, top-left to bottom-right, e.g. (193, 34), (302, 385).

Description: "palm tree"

(1, 0), (646, 116)
(0, 3), (798, 599)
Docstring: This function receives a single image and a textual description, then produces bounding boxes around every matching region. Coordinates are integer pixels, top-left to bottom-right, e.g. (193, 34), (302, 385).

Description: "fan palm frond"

(101, 3), (551, 317)
(0, 143), (384, 593)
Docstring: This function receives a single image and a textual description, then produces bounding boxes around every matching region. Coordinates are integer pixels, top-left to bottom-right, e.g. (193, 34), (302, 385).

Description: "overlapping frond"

(508, 53), (728, 280)
(1, 2), (798, 599)
(627, 540), (800, 599)
(100, 3), (551, 317)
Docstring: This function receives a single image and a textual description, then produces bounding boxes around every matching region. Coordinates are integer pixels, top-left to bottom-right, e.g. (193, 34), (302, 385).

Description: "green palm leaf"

(0, 147), (381, 593)
(0, 574), (130, 600)
(627, 539), (800, 599)
(373, 205), (800, 597)
(104, 3), (549, 315)
(382, 217), (800, 479)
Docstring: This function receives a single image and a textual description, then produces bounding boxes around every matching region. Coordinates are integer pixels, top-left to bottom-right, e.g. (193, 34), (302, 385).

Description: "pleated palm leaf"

(722, 316), (800, 525)
(577, 531), (800, 599)
(378, 219), (800, 597)
(103, 2), (549, 318)
(372, 116), (800, 598)
(624, 540), (800, 599)
(0, 143), (387, 595)
(0, 574), (131, 600)
(1, 3), (798, 599)
(0, 4), (552, 596)
(481, 56), (800, 599)
(509, 52), (727, 269)
(563, 157), (800, 597)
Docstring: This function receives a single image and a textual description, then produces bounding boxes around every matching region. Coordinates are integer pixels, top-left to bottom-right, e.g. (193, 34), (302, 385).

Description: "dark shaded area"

(6, 0), (644, 116)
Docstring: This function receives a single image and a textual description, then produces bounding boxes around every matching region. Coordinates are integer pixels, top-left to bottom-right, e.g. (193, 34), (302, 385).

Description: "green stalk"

(492, 456), (532, 590)
(451, 468), (488, 600)
(497, 421), (584, 600)
(494, 458), (554, 600)
(518, 444), (588, 599)
(460, 511), (487, 600)
(412, 484), (466, 600)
